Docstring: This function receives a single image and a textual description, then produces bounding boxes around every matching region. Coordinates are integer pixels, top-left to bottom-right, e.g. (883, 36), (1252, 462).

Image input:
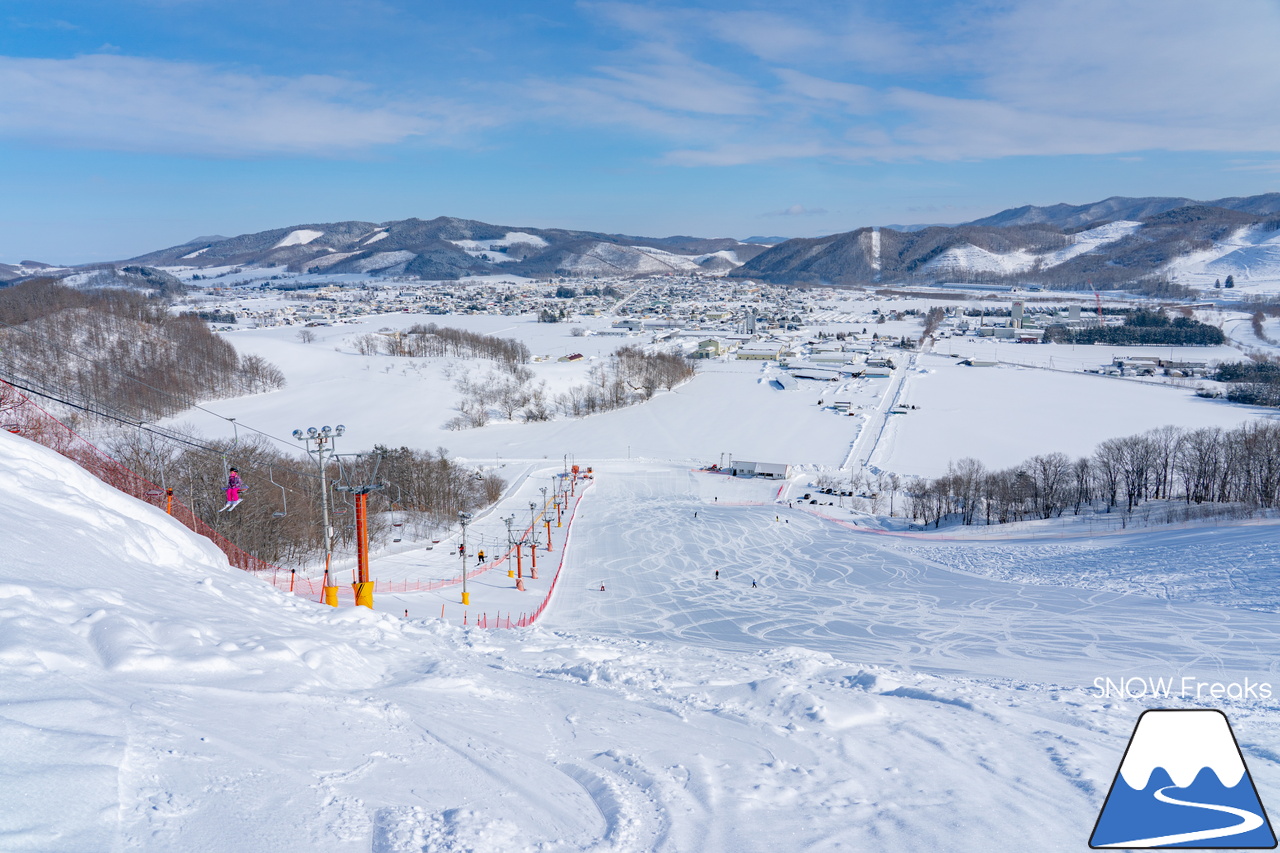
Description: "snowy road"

(545, 464), (1280, 686)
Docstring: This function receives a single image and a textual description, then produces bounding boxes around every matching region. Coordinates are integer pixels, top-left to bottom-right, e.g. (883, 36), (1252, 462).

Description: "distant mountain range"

(7, 193), (1280, 291)
(732, 194), (1280, 289)
(963, 193), (1280, 229)
(124, 217), (774, 281)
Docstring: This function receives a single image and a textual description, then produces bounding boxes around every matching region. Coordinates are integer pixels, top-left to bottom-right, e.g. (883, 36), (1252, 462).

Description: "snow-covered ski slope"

(0, 423), (1112, 851)
(545, 463), (1279, 684)
(6, 422), (1280, 851)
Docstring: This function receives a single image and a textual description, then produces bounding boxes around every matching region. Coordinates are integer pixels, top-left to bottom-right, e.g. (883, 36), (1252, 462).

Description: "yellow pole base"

(322, 585), (339, 607)
(353, 582), (374, 609)
(507, 568), (514, 578)
(461, 591), (471, 606)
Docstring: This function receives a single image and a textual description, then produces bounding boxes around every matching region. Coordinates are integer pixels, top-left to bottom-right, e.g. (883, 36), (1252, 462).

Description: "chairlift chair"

(268, 467), (288, 518)
(391, 484), (404, 542)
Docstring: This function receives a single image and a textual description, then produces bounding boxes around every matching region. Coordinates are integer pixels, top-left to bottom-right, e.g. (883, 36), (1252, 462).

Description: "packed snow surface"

(877, 354), (1260, 477)
(272, 229), (324, 248)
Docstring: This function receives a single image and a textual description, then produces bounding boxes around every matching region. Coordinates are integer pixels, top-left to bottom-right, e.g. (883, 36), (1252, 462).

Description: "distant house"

(695, 339), (724, 358)
(736, 343), (784, 360)
(787, 365), (844, 381)
(810, 352), (855, 365)
(558, 352), (585, 362)
(729, 460), (791, 480)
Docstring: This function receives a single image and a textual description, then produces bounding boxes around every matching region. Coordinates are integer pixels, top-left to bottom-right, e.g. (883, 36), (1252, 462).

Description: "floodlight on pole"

(503, 515), (516, 579)
(458, 511), (473, 606)
(528, 501), (539, 578)
(541, 487), (552, 550)
(294, 423), (341, 606)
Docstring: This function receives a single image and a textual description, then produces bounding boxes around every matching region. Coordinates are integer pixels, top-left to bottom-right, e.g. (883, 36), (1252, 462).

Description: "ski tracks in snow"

(545, 464), (1280, 686)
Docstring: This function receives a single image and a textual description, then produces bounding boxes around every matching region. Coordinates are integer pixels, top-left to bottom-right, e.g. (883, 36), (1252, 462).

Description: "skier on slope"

(219, 468), (243, 512)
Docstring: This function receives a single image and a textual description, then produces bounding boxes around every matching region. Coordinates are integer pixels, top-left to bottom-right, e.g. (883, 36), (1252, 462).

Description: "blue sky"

(2, 0), (1279, 264)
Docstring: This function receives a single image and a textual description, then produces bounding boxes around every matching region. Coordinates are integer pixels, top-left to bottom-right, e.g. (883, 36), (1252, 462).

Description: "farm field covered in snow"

(9, 304), (1280, 851)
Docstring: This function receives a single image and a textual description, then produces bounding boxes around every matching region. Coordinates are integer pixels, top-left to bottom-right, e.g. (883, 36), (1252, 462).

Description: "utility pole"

(292, 424), (344, 606)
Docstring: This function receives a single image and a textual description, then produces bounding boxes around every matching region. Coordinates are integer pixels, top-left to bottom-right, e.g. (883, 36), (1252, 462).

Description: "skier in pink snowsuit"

(220, 468), (243, 511)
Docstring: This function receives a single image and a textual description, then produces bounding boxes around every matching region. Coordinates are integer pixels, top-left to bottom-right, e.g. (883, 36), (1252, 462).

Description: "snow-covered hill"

(105, 217), (771, 283)
(733, 196), (1280, 290)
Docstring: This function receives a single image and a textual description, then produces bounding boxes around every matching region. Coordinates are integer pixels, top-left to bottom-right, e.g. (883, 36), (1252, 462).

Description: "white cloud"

(979, 0), (1280, 124)
(592, 46), (763, 116)
(0, 54), (482, 157)
(557, 0), (1280, 167)
(773, 69), (876, 114)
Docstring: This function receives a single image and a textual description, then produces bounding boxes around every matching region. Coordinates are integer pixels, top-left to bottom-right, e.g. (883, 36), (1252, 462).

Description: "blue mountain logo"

(1091, 709), (1277, 848)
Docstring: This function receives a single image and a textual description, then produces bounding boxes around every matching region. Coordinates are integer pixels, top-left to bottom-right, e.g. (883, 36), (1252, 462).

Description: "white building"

(729, 460), (791, 480)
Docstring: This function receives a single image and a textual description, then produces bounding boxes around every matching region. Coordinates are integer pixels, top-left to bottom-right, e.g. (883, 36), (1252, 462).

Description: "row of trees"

(1210, 359), (1280, 407)
(447, 365), (551, 429)
(352, 322), (530, 366)
(907, 423), (1280, 528)
(105, 430), (504, 566)
(446, 345), (695, 428)
(553, 346), (694, 418)
(1045, 310), (1225, 346)
(0, 279), (284, 421)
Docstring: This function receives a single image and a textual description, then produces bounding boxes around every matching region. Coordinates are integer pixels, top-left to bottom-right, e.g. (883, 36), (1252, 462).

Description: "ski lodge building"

(728, 460), (791, 480)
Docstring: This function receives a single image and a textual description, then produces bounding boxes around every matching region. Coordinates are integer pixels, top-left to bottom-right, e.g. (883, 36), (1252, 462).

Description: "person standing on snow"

(220, 467), (243, 512)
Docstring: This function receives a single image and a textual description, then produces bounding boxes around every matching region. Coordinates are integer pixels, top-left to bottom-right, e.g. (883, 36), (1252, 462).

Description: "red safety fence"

(0, 378), (279, 573)
(417, 479), (594, 629)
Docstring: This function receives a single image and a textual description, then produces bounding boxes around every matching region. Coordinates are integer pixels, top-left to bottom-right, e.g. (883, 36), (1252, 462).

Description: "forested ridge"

(0, 279), (284, 421)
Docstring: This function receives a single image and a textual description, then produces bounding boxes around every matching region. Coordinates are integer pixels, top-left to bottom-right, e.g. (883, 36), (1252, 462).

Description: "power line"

(0, 365), (331, 495)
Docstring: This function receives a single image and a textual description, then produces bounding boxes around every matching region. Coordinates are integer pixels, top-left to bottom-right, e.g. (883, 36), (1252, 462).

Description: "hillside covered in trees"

(0, 279), (285, 422)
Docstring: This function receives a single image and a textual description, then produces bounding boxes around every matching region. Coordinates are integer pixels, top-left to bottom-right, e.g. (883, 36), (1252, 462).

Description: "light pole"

(540, 486), (552, 550)
(528, 501), (540, 578)
(504, 514), (525, 590)
(292, 424), (344, 605)
(458, 511), (473, 606)
(503, 515), (513, 577)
